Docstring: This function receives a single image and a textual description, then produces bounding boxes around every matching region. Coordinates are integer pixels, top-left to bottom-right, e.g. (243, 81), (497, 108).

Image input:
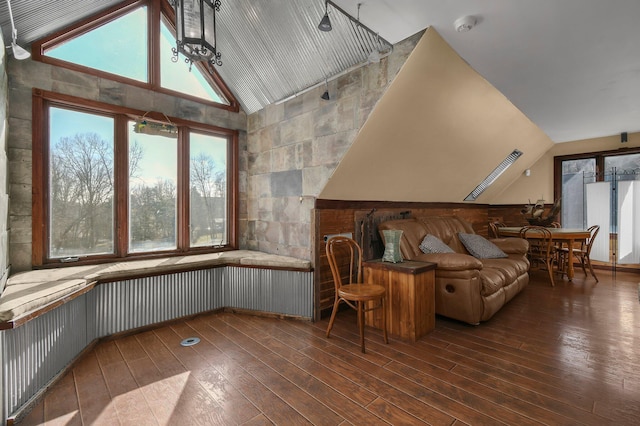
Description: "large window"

(33, 91), (237, 266)
(555, 148), (640, 266)
(33, 0), (237, 111)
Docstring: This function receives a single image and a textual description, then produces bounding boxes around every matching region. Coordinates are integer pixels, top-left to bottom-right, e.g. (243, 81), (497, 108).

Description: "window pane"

(561, 158), (596, 228)
(190, 133), (228, 247)
(160, 19), (227, 104)
(49, 108), (115, 258)
(605, 153), (640, 181)
(128, 121), (178, 252)
(46, 7), (148, 82)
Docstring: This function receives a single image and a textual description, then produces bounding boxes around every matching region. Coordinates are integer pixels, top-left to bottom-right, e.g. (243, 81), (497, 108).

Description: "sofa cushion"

(458, 233), (508, 259)
(479, 268), (506, 296)
(483, 257), (529, 278)
(419, 234), (454, 254)
(418, 216), (475, 253)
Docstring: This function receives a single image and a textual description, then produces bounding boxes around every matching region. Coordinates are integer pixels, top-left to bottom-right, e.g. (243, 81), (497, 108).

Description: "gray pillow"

(458, 233), (508, 259)
(419, 234), (454, 254)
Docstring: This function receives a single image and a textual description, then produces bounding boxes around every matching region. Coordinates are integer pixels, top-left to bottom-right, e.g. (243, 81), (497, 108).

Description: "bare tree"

(190, 153), (225, 244)
(51, 132), (114, 253)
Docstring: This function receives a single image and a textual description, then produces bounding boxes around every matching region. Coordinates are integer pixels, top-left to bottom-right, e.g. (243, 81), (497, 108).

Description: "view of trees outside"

(128, 125), (178, 252)
(49, 108), (116, 257)
(190, 133), (227, 247)
(49, 108), (228, 258)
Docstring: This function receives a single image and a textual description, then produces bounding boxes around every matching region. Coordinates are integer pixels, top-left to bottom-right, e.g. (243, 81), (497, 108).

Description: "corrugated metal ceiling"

(0, 0), (392, 114)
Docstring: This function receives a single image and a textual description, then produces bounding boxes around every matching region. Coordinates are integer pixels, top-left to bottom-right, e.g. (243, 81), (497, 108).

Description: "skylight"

(465, 150), (523, 201)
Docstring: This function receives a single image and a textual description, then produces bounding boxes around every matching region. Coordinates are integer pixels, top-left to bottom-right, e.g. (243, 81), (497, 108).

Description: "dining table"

(497, 226), (591, 280)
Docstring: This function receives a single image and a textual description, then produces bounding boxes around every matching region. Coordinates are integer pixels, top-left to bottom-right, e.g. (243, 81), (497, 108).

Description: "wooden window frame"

(31, 0), (239, 113)
(32, 89), (239, 267)
(553, 147), (640, 201)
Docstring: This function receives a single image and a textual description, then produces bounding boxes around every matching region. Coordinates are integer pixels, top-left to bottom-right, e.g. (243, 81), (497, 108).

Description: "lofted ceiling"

(1, 0), (639, 143)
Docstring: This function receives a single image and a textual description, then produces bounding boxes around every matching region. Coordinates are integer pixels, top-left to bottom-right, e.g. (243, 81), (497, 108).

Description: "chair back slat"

(326, 236), (363, 291)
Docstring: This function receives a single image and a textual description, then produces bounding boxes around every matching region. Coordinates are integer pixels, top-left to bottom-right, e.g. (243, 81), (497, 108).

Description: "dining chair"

(559, 225), (600, 282)
(325, 236), (388, 353)
(520, 226), (557, 286)
(489, 221), (506, 238)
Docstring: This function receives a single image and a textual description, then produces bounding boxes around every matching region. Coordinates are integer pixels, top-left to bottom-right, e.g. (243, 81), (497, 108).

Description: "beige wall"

(494, 132), (640, 204)
(320, 28), (554, 203)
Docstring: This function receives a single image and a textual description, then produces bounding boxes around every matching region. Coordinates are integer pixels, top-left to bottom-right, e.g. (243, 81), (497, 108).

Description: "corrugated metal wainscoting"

(1, 266), (313, 420)
(1, 295), (90, 420)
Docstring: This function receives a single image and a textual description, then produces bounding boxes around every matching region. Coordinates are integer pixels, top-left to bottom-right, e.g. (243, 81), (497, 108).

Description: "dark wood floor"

(18, 269), (640, 425)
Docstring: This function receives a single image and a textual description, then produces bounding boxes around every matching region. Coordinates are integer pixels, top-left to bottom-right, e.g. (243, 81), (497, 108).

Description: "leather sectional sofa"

(378, 216), (529, 325)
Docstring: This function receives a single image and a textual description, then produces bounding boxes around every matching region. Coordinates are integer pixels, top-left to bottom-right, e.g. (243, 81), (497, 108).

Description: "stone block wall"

(1, 46), (8, 290)
(6, 58), (246, 272)
(243, 32), (423, 261)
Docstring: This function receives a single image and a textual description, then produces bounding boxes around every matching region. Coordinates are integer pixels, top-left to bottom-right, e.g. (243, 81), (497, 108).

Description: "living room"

(1, 0), (639, 424)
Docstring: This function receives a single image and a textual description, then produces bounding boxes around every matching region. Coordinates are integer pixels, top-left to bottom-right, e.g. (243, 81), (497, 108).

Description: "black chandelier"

(171, 0), (222, 68)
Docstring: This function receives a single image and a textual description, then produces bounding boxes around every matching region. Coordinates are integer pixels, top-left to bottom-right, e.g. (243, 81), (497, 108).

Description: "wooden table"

(498, 226), (591, 280)
(363, 260), (436, 342)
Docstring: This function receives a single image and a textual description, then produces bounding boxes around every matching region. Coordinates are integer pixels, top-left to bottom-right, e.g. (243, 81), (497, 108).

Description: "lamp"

(318, 1), (332, 32)
(321, 80), (330, 100)
(5, 0), (30, 60)
(171, 0), (222, 68)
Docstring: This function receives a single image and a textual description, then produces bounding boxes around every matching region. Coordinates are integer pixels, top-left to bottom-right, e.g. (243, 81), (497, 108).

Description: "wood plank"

(16, 271), (640, 426)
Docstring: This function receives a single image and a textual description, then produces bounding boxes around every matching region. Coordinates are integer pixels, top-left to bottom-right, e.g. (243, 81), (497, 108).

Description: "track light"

(321, 79), (330, 100)
(318, 1), (332, 31)
(5, 0), (30, 60)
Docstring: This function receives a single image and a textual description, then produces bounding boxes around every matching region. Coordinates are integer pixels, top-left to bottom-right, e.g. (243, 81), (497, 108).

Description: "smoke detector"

(454, 15), (477, 32)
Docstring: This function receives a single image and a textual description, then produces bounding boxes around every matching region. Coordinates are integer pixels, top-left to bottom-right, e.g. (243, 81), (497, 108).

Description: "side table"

(363, 259), (436, 342)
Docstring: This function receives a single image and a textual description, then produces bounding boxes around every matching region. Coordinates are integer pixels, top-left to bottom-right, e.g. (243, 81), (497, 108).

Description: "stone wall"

(243, 32), (422, 261)
(1, 42), (8, 290)
(6, 59), (246, 272)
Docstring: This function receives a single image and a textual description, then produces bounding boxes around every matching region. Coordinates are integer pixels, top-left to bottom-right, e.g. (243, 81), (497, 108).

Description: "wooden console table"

(363, 259), (436, 342)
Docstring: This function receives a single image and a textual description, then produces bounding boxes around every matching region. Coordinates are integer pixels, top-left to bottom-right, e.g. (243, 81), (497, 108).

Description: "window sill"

(0, 250), (312, 329)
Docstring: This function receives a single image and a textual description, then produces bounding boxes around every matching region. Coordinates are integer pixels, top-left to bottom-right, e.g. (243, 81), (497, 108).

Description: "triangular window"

(34, 0), (236, 110)
(159, 19), (225, 104)
(46, 7), (149, 83)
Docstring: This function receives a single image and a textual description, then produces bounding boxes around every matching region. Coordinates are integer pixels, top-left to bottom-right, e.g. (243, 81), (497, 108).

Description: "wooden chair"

(520, 226), (557, 286)
(559, 225), (600, 282)
(325, 236), (388, 353)
(488, 222), (506, 238)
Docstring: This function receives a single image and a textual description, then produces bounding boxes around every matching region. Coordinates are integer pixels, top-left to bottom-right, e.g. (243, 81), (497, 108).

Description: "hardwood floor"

(18, 270), (640, 425)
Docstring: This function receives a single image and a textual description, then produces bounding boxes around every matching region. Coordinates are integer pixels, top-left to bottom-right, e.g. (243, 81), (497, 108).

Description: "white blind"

(617, 181), (640, 264)
(585, 182), (610, 262)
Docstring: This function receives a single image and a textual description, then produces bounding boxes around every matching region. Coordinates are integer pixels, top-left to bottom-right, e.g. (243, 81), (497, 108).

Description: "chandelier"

(171, 0), (222, 68)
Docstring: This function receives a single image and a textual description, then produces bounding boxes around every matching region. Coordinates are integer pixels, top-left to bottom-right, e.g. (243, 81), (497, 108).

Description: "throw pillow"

(419, 234), (454, 254)
(458, 233), (508, 259)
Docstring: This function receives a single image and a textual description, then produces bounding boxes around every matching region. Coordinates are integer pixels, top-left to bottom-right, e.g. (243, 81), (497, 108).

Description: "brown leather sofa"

(378, 216), (529, 325)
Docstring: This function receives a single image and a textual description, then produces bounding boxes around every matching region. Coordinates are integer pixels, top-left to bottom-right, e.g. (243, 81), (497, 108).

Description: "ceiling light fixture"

(318, 1), (332, 32)
(5, 0), (30, 60)
(454, 15), (477, 33)
(321, 80), (330, 100)
(171, 0), (222, 69)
